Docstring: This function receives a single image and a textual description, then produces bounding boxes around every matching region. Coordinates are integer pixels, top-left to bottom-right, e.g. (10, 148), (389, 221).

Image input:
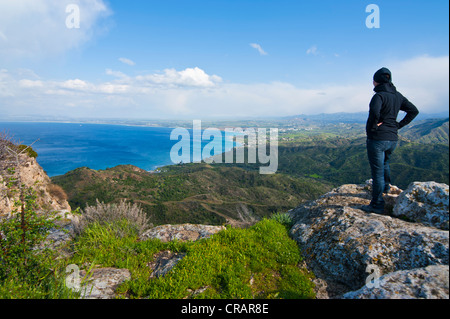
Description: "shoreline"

(0, 121), (245, 178)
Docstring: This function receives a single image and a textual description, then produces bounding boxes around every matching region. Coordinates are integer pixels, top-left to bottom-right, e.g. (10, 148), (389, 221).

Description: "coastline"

(0, 121), (245, 177)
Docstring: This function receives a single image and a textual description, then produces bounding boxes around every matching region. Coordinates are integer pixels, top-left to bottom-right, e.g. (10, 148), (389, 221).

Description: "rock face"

(0, 153), (71, 216)
(288, 182), (449, 299)
(393, 182), (449, 230)
(342, 265), (449, 299)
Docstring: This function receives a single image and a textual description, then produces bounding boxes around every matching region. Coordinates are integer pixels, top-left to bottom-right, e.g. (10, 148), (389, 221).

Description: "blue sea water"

(0, 122), (235, 177)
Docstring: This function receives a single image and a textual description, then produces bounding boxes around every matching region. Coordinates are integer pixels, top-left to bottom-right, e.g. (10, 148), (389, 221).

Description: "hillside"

(400, 118), (449, 144)
(0, 135), (71, 216)
(51, 121), (449, 226)
(215, 135), (449, 190)
(52, 164), (331, 226)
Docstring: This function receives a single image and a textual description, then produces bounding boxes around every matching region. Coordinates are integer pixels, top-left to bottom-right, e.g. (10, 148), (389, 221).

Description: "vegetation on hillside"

(51, 118), (449, 226)
(68, 211), (315, 299)
(0, 185), (315, 299)
(52, 164), (332, 226)
(1, 117), (448, 299)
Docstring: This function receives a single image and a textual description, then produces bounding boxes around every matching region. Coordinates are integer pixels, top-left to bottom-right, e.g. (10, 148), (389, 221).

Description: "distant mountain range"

(283, 112), (450, 124)
(3, 111), (448, 127)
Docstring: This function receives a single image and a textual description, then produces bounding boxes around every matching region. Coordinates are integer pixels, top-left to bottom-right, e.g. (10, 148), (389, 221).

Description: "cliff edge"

(0, 146), (71, 216)
(288, 180), (449, 299)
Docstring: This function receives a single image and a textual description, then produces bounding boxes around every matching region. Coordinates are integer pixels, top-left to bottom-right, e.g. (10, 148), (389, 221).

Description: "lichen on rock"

(288, 181), (449, 299)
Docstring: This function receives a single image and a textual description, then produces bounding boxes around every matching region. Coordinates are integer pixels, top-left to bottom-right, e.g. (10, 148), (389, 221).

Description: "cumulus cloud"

(0, 0), (111, 60)
(250, 43), (268, 56)
(0, 56), (448, 119)
(135, 67), (222, 88)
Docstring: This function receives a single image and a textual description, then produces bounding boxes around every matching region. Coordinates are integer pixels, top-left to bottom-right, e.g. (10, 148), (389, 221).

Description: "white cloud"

(61, 79), (90, 90)
(387, 55), (449, 113)
(306, 45), (319, 55)
(118, 57), (136, 66)
(0, 0), (111, 60)
(0, 56), (448, 119)
(19, 79), (44, 88)
(136, 67), (222, 88)
(250, 43), (268, 56)
(106, 69), (129, 79)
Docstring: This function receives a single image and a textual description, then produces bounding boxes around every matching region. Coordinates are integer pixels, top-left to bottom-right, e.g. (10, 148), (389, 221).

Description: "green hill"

(52, 118), (449, 225)
(52, 164), (332, 226)
(400, 118), (449, 144)
(215, 135), (449, 190)
(277, 138), (448, 188)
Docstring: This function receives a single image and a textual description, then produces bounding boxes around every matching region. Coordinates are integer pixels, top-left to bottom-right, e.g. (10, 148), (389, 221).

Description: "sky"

(0, 0), (449, 120)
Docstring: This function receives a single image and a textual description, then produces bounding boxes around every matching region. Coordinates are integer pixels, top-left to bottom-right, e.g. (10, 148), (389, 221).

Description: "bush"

(73, 200), (152, 237)
(16, 144), (38, 158)
(47, 183), (68, 201)
(0, 183), (75, 298)
(270, 212), (293, 229)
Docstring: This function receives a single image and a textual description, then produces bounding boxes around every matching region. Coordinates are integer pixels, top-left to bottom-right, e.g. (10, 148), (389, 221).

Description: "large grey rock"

(77, 267), (131, 299)
(288, 183), (449, 297)
(393, 182), (449, 230)
(140, 223), (225, 243)
(342, 265), (449, 299)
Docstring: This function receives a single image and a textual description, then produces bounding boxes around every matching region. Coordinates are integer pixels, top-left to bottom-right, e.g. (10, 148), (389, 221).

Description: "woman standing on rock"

(362, 67), (419, 215)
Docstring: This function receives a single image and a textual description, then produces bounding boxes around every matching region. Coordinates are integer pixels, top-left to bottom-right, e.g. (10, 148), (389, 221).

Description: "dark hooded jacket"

(366, 82), (419, 141)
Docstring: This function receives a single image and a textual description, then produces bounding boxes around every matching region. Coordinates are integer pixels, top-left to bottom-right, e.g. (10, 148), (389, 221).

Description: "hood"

(374, 82), (397, 94)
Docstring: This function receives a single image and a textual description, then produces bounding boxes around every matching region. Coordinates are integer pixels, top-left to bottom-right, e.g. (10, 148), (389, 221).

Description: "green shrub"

(0, 183), (74, 298)
(73, 199), (152, 237)
(270, 212), (294, 229)
(16, 144), (38, 158)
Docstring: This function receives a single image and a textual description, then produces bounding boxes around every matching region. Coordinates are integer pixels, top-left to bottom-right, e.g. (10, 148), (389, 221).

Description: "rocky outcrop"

(342, 265), (449, 299)
(288, 181), (449, 299)
(0, 153), (71, 216)
(393, 181), (449, 230)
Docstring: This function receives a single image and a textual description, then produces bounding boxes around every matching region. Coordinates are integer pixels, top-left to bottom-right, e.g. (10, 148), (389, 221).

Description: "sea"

(0, 122), (236, 177)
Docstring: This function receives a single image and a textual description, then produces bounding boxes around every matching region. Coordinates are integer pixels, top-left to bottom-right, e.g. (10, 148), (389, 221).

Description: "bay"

(0, 122), (235, 177)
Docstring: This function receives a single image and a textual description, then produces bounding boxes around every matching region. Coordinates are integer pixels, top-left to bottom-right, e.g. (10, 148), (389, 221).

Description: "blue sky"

(0, 0), (448, 120)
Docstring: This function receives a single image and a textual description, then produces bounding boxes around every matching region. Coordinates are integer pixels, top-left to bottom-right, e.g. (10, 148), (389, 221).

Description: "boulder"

(393, 182), (449, 230)
(77, 267), (131, 299)
(147, 250), (186, 278)
(140, 223), (225, 243)
(288, 183), (449, 298)
(342, 265), (449, 299)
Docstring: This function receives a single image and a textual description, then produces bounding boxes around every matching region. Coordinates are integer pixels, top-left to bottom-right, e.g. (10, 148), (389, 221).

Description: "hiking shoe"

(361, 204), (385, 215)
